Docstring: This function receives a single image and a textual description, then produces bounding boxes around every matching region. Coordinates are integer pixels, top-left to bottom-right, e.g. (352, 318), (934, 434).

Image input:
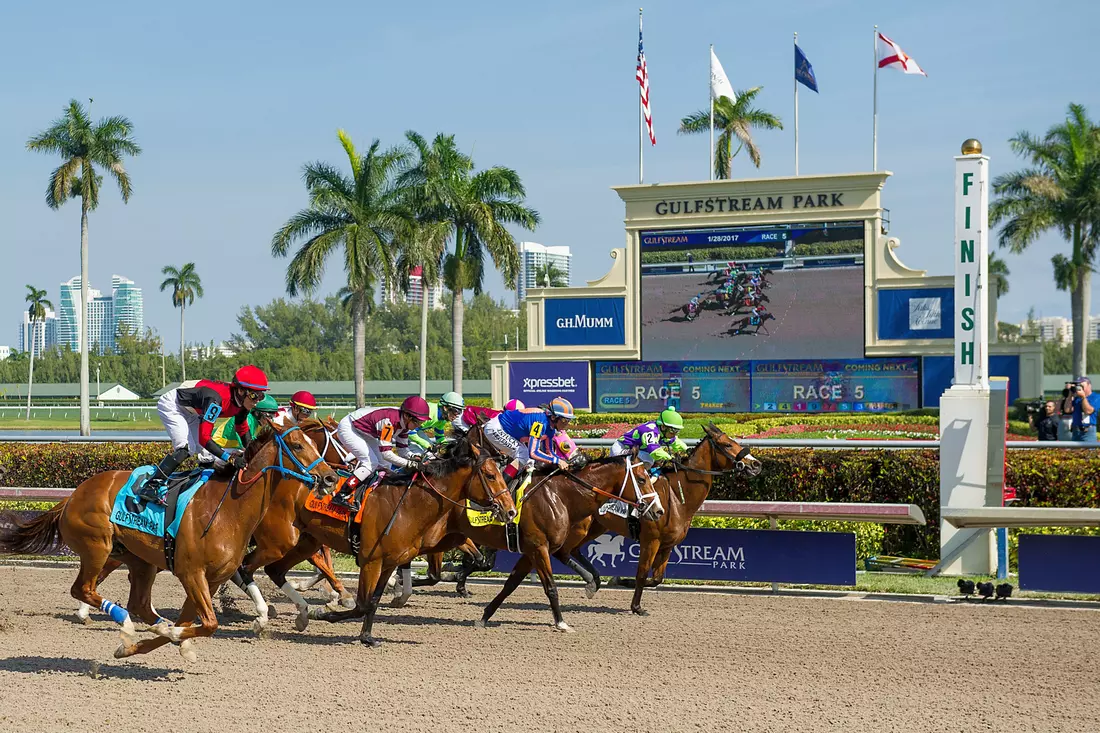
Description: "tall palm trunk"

(79, 199), (90, 436)
(451, 288), (464, 395)
(1073, 268), (1091, 379)
(25, 320), (37, 420)
(419, 286), (429, 399)
(179, 301), (187, 383)
(353, 294), (366, 408)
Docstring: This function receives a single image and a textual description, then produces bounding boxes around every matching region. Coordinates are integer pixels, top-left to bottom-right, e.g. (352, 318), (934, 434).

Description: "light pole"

(95, 363), (101, 401)
(161, 348), (166, 389)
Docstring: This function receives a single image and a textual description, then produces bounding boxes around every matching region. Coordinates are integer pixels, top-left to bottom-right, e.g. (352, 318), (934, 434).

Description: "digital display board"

(749, 358), (920, 413)
(640, 221), (866, 361)
(593, 361), (751, 413)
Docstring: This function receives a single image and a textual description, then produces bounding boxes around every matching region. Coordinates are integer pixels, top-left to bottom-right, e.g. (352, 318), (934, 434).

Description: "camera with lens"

(1025, 400), (1044, 415)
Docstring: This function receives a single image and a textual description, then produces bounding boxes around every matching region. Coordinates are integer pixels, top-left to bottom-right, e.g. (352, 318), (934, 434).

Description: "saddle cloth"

(467, 482), (527, 528)
(110, 466), (214, 539)
(304, 475), (377, 525)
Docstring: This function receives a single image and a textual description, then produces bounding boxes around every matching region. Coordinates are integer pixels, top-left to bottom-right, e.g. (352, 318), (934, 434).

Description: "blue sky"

(1, 0), (1097, 351)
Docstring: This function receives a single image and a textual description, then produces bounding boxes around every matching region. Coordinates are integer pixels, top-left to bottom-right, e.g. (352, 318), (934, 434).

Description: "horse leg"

(531, 545), (572, 633)
(559, 547), (601, 599)
(455, 542), (492, 598)
(389, 561), (414, 608)
(312, 559), (376, 624)
(630, 537), (662, 616)
(312, 546), (355, 608)
(69, 540), (138, 649)
(122, 555), (164, 627)
(151, 572), (219, 662)
(259, 535), (323, 632)
(477, 555), (533, 628)
(412, 552), (444, 587)
(116, 596), (196, 660)
(645, 546), (674, 588)
(228, 566), (272, 634)
(76, 556), (125, 624)
(357, 560), (388, 648)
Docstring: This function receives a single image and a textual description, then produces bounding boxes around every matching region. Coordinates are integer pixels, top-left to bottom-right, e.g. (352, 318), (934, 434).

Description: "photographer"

(1070, 377), (1099, 444)
(1059, 381), (1077, 440)
(1035, 401), (1060, 441)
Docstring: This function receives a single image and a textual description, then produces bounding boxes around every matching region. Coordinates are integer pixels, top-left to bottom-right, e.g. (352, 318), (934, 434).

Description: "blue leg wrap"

(100, 599), (130, 625)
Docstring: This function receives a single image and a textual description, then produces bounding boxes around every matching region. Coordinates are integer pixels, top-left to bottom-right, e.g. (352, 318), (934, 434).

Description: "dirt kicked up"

(0, 564), (1098, 733)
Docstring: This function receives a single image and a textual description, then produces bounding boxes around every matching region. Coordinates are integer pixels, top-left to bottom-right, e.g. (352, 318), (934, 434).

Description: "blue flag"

(795, 44), (818, 92)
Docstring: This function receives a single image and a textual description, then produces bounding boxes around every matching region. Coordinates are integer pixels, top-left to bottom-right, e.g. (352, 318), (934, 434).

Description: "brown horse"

(419, 452), (663, 632)
(0, 423), (336, 661)
(570, 423), (762, 615)
(250, 428), (515, 646)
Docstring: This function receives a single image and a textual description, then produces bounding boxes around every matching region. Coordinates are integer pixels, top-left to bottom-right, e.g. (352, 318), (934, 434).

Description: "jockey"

(330, 395), (431, 509)
(273, 390), (317, 427)
(452, 404), (500, 434)
(609, 408), (688, 467)
(750, 304), (767, 323)
(138, 365), (269, 504)
(411, 391), (465, 449)
(252, 394), (281, 422)
(484, 397), (575, 480)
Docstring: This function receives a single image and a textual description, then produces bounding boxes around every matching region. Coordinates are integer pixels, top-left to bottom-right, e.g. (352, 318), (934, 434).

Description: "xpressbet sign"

(954, 143), (989, 388)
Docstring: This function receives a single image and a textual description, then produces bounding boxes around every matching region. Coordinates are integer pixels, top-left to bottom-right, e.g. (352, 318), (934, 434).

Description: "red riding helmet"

(400, 395), (430, 422)
(233, 365), (269, 391)
(290, 390), (317, 410)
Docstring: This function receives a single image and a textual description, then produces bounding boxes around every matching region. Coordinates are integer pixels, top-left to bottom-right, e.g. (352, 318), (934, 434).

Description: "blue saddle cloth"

(110, 466), (215, 538)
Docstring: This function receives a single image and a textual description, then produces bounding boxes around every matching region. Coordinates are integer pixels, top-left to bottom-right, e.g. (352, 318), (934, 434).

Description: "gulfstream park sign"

(654, 192), (845, 216)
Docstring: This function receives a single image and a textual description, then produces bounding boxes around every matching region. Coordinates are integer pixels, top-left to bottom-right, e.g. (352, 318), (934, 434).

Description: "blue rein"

(250, 427), (323, 486)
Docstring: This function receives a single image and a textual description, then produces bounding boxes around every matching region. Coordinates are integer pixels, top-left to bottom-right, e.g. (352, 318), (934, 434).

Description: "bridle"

(670, 432), (759, 477)
(528, 457), (664, 520)
(319, 422), (355, 469)
(412, 450), (513, 523)
(236, 427), (326, 487)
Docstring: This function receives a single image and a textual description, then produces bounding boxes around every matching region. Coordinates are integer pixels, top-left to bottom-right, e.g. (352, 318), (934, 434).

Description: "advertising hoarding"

(593, 360), (751, 413)
(544, 297), (626, 347)
(749, 358), (919, 413)
(508, 361), (590, 410)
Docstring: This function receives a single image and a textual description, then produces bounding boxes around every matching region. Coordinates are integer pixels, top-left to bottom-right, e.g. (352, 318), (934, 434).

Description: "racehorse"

(569, 423), (761, 615)
(727, 311), (775, 336)
(418, 451), (663, 632)
(0, 424), (336, 661)
(251, 428), (515, 646)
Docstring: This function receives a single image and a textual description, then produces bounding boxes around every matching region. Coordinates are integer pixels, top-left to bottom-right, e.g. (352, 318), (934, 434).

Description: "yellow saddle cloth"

(467, 481), (527, 527)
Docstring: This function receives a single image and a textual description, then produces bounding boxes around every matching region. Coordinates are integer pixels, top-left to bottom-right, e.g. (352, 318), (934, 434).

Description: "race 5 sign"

(508, 361), (590, 410)
(544, 297), (626, 346)
(493, 527), (856, 585)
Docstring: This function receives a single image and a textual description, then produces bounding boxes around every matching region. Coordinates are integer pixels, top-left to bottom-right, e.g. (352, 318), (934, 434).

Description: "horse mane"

(296, 417), (326, 434)
(421, 436), (477, 478)
(243, 425), (278, 462)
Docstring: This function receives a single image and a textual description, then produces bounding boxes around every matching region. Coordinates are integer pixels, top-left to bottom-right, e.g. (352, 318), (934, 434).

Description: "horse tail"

(0, 499), (67, 555)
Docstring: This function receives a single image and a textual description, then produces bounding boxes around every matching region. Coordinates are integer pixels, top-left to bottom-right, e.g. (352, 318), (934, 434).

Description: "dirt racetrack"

(1, 565), (1098, 733)
(641, 267), (864, 361)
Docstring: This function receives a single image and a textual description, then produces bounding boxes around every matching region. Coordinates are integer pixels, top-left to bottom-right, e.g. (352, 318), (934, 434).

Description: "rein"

(236, 427), (324, 487)
(669, 434), (750, 476)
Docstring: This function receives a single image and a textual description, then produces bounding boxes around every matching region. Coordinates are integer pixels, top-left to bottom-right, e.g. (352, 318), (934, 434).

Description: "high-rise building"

(57, 274), (143, 354)
(516, 242), (571, 305)
(18, 307), (58, 354)
(112, 275), (144, 339)
(1020, 315), (1073, 343)
(1090, 315), (1100, 342)
(379, 267), (446, 310)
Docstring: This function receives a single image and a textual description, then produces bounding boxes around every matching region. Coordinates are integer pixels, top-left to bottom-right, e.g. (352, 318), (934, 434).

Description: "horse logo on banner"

(587, 534), (627, 568)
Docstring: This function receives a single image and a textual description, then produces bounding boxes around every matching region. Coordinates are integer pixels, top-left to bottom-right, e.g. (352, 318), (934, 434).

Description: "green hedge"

(3, 444), (1097, 561)
(792, 240), (863, 256)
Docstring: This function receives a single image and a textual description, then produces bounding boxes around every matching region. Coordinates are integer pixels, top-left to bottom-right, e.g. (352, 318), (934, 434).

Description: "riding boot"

(137, 448), (186, 506)
(332, 465), (372, 511)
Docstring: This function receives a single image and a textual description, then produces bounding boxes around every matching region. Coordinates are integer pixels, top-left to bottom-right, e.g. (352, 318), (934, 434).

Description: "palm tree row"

(272, 130), (538, 404)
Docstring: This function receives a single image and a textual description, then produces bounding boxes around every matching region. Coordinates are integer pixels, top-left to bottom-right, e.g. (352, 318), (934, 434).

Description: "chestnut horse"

(569, 423), (762, 615)
(0, 424), (336, 661)
(250, 428), (515, 646)
(419, 453), (663, 632)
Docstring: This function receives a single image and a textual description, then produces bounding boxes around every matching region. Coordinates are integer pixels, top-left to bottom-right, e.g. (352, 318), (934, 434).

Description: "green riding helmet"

(440, 391), (465, 410)
(255, 394), (280, 414)
(656, 407), (684, 431)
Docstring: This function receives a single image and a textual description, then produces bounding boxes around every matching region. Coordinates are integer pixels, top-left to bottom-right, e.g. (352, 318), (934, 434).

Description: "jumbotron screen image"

(640, 221), (866, 361)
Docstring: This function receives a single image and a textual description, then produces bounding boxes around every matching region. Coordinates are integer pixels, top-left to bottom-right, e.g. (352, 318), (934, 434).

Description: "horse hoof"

(251, 618), (266, 635)
(389, 596), (408, 609)
(339, 595), (357, 609)
(179, 639), (197, 663)
(288, 580), (303, 592)
(585, 583), (599, 600)
(474, 618), (487, 629)
(360, 636), (382, 648)
(631, 606), (649, 617)
(456, 589), (473, 599)
(267, 604), (279, 619)
(294, 613), (310, 633)
(553, 621), (575, 633)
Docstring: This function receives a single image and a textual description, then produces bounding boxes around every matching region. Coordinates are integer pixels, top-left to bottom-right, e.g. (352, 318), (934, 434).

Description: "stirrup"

(331, 490), (356, 510)
(138, 482), (167, 507)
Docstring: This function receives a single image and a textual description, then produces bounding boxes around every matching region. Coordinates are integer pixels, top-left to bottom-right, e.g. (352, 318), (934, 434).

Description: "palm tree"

(160, 264), (204, 382)
(24, 285), (53, 420)
(989, 252), (1010, 300)
(400, 131), (539, 393)
(991, 103), (1100, 378)
(678, 87), (783, 179)
(533, 260), (567, 289)
(393, 219), (449, 398)
(27, 99), (140, 435)
(272, 130), (407, 407)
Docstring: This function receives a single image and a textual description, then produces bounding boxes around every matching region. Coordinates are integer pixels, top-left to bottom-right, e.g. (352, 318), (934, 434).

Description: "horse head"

(242, 421), (339, 494)
(424, 436), (516, 523)
(702, 422), (762, 476)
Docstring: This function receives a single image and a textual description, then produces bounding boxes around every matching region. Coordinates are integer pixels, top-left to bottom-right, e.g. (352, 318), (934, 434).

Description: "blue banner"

(508, 361), (590, 411)
(494, 527), (856, 585)
(544, 297), (626, 346)
(1018, 534), (1100, 594)
(750, 358), (919, 413)
(593, 360), (751, 412)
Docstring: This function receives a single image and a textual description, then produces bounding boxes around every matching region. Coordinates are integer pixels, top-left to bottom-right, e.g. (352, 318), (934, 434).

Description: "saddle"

(161, 469), (205, 572)
(346, 471), (386, 559)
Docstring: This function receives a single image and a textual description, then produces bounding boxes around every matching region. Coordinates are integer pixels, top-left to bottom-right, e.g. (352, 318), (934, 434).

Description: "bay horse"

(0, 423), (336, 661)
(250, 428), (515, 646)
(569, 423), (762, 615)
(419, 452), (663, 632)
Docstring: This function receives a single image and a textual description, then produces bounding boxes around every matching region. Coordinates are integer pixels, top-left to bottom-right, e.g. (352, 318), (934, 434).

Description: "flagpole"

(709, 44), (714, 180)
(639, 8), (644, 184)
(794, 32), (799, 176)
(872, 24), (878, 171)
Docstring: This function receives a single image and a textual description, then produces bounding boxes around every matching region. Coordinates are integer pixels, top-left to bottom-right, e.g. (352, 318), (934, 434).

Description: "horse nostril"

(507, 509), (517, 520)
(323, 474), (336, 487)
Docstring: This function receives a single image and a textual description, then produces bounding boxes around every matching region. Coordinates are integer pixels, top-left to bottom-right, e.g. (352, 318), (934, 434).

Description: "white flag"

(710, 48), (736, 101)
(877, 32), (927, 76)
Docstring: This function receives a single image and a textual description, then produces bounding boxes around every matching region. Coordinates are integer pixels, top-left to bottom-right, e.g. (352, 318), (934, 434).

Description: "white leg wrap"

(246, 582), (269, 622)
(280, 581), (311, 632)
(76, 602), (91, 621)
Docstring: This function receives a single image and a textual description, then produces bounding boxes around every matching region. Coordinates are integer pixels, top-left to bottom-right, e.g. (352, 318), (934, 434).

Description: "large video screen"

(593, 361), (751, 413)
(640, 221), (865, 361)
(750, 358), (919, 413)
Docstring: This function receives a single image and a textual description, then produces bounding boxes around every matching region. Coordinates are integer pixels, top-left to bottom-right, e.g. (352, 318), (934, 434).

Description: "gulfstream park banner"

(592, 358), (919, 413)
(494, 527), (857, 586)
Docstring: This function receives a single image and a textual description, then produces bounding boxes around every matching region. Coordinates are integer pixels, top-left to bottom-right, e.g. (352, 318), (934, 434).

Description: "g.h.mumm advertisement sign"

(544, 297), (626, 347)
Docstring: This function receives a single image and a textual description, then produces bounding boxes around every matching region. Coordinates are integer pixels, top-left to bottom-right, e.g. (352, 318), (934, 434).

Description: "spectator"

(1036, 401), (1060, 441)
(1070, 377), (1099, 444)
(686, 252), (695, 273)
(1058, 381), (1076, 440)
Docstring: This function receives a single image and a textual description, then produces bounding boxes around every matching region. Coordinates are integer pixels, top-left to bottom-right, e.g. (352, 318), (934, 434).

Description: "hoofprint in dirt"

(641, 267), (864, 361)
(1, 566), (1098, 733)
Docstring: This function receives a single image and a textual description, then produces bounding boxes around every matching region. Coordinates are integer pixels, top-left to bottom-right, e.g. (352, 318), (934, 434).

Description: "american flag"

(636, 21), (655, 145)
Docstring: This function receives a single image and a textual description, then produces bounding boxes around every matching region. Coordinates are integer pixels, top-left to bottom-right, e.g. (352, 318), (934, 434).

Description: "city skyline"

(24, 274), (145, 355)
(517, 242), (572, 306)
